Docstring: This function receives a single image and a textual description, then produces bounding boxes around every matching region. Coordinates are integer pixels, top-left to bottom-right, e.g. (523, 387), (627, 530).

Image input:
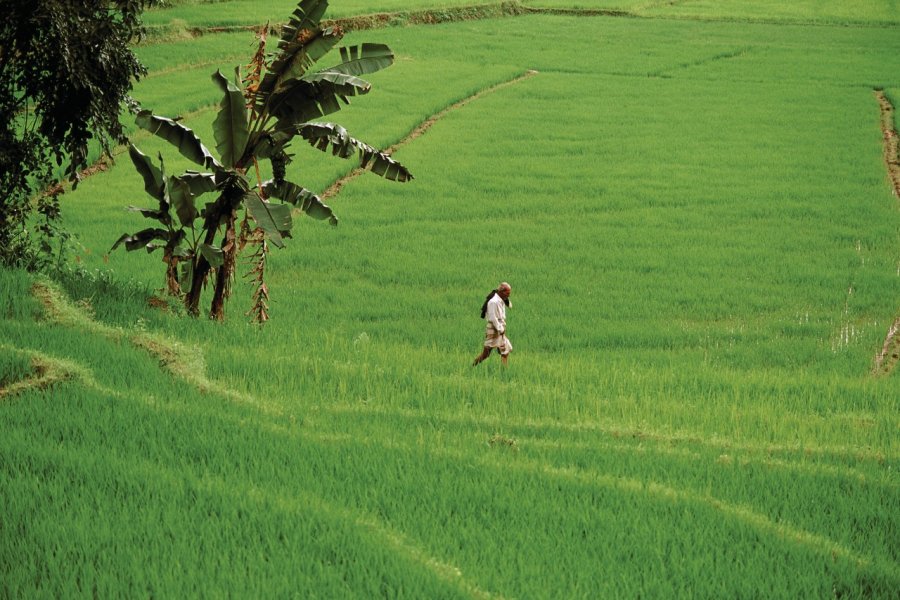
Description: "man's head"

(498, 282), (511, 299)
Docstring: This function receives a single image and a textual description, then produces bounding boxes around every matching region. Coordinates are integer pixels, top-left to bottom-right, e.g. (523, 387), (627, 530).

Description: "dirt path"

(871, 90), (900, 376)
(323, 69), (538, 199)
(874, 90), (900, 200)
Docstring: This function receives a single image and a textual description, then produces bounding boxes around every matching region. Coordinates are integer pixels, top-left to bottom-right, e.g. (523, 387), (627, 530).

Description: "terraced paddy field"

(2, 1), (899, 596)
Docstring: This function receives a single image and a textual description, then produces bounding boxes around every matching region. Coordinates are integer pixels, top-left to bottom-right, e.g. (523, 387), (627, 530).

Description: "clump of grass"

(487, 432), (518, 451)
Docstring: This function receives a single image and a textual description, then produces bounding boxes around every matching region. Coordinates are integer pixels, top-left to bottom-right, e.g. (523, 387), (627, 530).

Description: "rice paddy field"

(2, 0), (899, 597)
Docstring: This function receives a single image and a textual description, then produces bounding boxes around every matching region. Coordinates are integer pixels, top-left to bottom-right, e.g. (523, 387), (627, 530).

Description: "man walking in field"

(473, 282), (512, 366)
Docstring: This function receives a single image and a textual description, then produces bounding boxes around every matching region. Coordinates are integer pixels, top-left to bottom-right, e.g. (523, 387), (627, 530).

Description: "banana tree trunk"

(184, 201), (225, 317)
(209, 208), (238, 321)
(164, 250), (181, 297)
(185, 186), (244, 318)
(185, 255), (213, 317)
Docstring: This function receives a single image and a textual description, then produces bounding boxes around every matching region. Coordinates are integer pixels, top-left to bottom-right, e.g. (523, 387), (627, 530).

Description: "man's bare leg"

(472, 347), (492, 366)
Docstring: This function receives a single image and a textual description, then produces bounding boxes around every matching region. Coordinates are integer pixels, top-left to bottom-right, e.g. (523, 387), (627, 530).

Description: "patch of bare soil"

(874, 90), (900, 200)
(871, 90), (900, 376)
(872, 317), (900, 376)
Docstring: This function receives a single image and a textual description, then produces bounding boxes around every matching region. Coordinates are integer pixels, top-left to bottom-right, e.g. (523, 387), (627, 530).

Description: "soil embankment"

(871, 90), (900, 376)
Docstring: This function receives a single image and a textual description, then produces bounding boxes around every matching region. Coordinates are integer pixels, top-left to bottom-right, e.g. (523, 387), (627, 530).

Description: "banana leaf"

(296, 122), (412, 182)
(178, 171), (218, 196)
(323, 44), (394, 77)
(212, 70), (250, 168)
(263, 179), (338, 225)
(278, 0), (329, 48)
(128, 144), (164, 201)
(135, 110), (222, 171)
(168, 176), (198, 227)
(254, 27), (342, 114)
(243, 192), (289, 248)
(111, 227), (171, 252)
(269, 72), (370, 126)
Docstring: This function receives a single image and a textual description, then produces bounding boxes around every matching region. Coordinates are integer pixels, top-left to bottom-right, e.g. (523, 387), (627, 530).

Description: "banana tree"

(113, 0), (412, 321)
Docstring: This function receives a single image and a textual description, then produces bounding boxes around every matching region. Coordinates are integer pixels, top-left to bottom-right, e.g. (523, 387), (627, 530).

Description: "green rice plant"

(1, 264), (897, 596)
(524, 0), (900, 25)
(0, 349), (32, 390)
(3, 336), (894, 596)
(64, 13), (900, 411)
(3, 7), (900, 598)
(636, 0), (900, 26)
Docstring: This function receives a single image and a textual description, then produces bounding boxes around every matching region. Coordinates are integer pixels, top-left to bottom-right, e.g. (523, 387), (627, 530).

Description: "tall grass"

(3, 6), (899, 598)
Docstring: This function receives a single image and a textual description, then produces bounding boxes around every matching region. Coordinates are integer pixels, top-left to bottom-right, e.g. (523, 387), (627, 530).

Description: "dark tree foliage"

(0, 0), (156, 267)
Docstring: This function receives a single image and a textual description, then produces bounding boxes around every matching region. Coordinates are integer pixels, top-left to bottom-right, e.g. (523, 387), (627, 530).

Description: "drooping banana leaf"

(263, 179), (338, 225)
(302, 70), (372, 92)
(268, 203), (294, 235)
(269, 73), (371, 127)
(162, 170), (215, 230)
(277, 28), (343, 86)
(128, 144), (164, 201)
(135, 110), (222, 171)
(111, 227), (171, 252)
(296, 122), (413, 182)
(146, 229), (188, 255)
(168, 176), (198, 227)
(322, 44), (394, 77)
(212, 70), (250, 168)
(126, 146), (172, 226)
(178, 171), (218, 196)
(179, 261), (193, 291)
(243, 192), (289, 248)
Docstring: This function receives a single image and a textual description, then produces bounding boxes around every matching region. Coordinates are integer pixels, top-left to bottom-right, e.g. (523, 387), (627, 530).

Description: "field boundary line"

(875, 90), (900, 201)
(324, 403), (899, 464)
(145, 2), (633, 40)
(518, 462), (893, 581)
(873, 315), (900, 376)
(62, 441), (503, 600)
(293, 428), (895, 583)
(209, 459), (504, 599)
(131, 397), (900, 586)
(59, 377), (891, 588)
(143, 1), (899, 41)
(0, 344), (84, 399)
(29, 279), (282, 414)
(872, 90), (900, 376)
(322, 69), (539, 199)
(318, 406), (891, 486)
(650, 45), (753, 78)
